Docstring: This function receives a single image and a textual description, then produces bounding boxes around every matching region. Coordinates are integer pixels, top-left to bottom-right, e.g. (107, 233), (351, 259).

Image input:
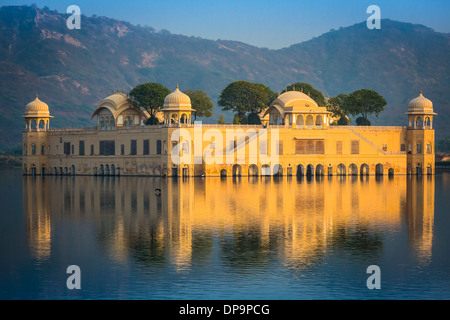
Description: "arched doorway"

(360, 163), (369, 176)
(261, 164), (271, 176)
(388, 168), (394, 177)
(416, 164), (422, 175)
(337, 163), (346, 176)
(296, 164), (305, 177)
(306, 164), (314, 177)
(375, 164), (384, 176)
(232, 164), (242, 177)
(273, 164), (283, 176)
(171, 166), (178, 177)
(220, 169), (227, 177)
(111, 164), (115, 176)
(248, 164), (258, 176)
(315, 164), (324, 176)
(105, 164), (110, 176)
(99, 164), (104, 176)
(182, 166), (189, 177)
(71, 165), (75, 176)
(349, 163), (358, 176)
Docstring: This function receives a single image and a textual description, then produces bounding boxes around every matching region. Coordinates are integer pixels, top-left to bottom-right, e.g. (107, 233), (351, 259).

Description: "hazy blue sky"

(1, 0), (449, 48)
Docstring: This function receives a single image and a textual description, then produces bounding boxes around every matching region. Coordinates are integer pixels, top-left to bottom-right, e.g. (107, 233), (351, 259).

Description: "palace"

(22, 86), (436, 177)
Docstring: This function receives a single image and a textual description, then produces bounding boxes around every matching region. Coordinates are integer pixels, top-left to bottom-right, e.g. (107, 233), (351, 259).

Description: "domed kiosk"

(406, 91), (437, 129)
(405, 90), (437, 175)
(23, 94), (53, 131)
(161, 85), (195, 125)
(263, 90), (331, 128)
(91, 90), (150, 130)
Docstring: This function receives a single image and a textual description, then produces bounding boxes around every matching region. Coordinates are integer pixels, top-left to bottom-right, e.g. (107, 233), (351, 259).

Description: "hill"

(0, 5), (449, 149)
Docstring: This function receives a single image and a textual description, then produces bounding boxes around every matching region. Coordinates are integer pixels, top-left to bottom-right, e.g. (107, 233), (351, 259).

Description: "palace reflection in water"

(23, 174), (435, 275)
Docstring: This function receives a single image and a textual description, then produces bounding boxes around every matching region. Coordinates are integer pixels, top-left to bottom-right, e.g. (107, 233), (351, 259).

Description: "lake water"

(1, 168), (449, 300)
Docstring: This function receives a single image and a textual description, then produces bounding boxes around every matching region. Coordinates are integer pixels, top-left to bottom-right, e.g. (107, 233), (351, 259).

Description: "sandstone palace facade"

(22, 87), (436, 177)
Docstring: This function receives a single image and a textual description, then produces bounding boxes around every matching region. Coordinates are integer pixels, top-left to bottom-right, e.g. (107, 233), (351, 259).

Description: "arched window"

(296, 115), (304, 128)
(315, 115), (323, 128)
(31, 144), (36, 155)
(305, 115), (314, 129)
(416, 117), (423, 128)
(99, 116), (105, 130)
(426, 142), (432, 154)
(38, 120), (45, 130)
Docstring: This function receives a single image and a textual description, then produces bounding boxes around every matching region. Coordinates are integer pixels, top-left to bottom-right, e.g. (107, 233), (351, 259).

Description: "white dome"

(408, 91), (433, 113)
(24, 95), (50, 117)
(163, 85), (191, 108)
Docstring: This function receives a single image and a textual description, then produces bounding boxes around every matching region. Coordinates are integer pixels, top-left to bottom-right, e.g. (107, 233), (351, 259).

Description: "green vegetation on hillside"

(0, 147), (22, 168)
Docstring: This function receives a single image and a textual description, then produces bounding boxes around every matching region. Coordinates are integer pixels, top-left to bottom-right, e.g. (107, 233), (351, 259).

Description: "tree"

(217, 114), (226, 124)
(337, 116), (350, 125)
(283, 82), (326, 107)
(128, 83), (170, 125)
(247, 112), (262, 125)
(356, 116), (371, 126)
(183, 89), (214, 121)
(342, 89), (386, 123)
(218, 81), (275, 124)
(327, 93), (350, 125)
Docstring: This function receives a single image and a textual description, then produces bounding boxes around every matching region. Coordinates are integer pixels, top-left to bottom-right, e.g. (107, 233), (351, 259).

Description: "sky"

(1, 0), (449, 49)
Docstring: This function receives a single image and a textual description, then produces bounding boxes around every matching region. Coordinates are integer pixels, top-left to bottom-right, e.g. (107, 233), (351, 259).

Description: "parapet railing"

(42, 124), (409, 132)
(328, 126), (407, 130)
(49, 127), (97, 132)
